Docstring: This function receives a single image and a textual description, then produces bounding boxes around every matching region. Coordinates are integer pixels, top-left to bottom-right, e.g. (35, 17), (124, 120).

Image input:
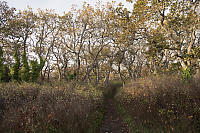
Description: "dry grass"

(117, 75), (200, 132)
(0, 82), (104, 133)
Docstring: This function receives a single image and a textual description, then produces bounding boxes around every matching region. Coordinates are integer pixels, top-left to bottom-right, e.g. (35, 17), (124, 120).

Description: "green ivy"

(66, 71), (76, 80)
(1, 64), (10, 82)
(30, 57), (45, 82)
(12, 50), (21, 81)
(182, 67), (192, 81)
(20, 52), (30, 82)
(0, 47), (10, 82)
(30, 60), (40, 82)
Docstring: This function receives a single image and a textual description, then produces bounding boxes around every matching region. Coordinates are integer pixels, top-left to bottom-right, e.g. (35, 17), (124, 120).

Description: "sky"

(5, 0), (133, 15)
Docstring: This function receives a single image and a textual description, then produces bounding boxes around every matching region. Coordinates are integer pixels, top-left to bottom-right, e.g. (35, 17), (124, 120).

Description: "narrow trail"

(99, 98), (129, 133)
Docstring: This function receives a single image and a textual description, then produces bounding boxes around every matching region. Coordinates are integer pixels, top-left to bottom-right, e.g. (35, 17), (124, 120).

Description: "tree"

(0, 0), (199, 83)
(20, 52), (30, 82)
(32, 9), (59, 80)
(0, 46), (4, 81)
(30, 57), (45, 82)
(11, 49), (20, 81)
(151, 0), (200, 79)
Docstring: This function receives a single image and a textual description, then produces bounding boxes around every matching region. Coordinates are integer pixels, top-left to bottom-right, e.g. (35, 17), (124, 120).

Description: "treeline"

(0, 0), (200, 83)
(0, 46), (44, 82)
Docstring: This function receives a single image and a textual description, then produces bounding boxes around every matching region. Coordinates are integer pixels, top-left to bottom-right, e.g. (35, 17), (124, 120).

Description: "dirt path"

(99, 99), (129, 133)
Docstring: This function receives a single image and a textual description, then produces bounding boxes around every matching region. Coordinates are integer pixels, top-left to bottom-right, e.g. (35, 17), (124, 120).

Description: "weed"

(117, 75), (200, 132)
(0, 82), (103, 133)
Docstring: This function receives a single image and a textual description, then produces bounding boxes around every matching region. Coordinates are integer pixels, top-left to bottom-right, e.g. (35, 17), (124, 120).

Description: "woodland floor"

(99, 98), (129, 133)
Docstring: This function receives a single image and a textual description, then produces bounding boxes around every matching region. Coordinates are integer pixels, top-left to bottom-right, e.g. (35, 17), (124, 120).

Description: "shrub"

(0, 82), (103, 133)
(0, 47), (10, 82)
(30, 57), (45, 82)
(117, 75), (200, 132)
(12, 50), (20, 81)
(182, 67), (192, 81)
(20, 52), (30, 82)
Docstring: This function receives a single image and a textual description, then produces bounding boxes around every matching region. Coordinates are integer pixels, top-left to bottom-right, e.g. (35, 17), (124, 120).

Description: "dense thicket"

(0, 0), (199, 83)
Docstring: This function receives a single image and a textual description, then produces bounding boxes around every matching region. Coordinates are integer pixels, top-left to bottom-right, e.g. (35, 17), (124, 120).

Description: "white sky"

(5, 0), (133, 15)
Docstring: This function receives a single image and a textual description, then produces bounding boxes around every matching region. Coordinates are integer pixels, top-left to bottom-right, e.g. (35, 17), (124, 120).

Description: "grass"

(1, 75), (199, 133)
(116, 75), (200, 133)
(0, 81), (104, 133)
(116, 102), (136, 133)
(103, 80), (123, 99)
(87, 106), (105, 133)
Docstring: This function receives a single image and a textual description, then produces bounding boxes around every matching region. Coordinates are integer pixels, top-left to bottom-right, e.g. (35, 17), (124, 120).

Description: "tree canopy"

(0, 0), (199, 83)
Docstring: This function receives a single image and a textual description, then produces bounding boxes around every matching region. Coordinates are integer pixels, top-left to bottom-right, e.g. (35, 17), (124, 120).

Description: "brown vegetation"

(117, 75), (200, 132)
(0, 82), (103, 133)
(0, 0), (200, 132)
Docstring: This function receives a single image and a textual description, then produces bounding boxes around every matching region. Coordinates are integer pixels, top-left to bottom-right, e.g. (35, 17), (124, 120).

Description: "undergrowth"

(116, 102), (136, 133)
(0, 82), (104, 133)
(117, 75), (200, 133)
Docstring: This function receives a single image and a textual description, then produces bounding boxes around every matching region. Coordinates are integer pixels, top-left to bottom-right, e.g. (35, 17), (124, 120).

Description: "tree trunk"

(95, 66), (99, 85)
(57, 65), (62, 81)
(63, 63), (68, 81)
(76, 57), (80, 83)
(105, 71), (110, 87)
(128, 68), (132, 80)
(118, 63), (125, 85)
(47, 67), (51, 81)
(86, 65), (90, 83)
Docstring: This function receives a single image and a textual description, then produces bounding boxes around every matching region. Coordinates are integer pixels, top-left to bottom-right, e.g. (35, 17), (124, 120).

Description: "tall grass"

(117, 75), (200, 132)
(0, 82), (104, 133)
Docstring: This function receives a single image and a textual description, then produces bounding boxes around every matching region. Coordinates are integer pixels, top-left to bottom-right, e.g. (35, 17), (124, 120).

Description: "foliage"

(117, 75), (200, 132)
(12, 50), (21, 81)
(20, 52), (30, 82)
(87, 108), (104, 133)
(0, 47), (10, 82)
(30, 58), (43, 82)
(116, 102), (136, 133)
(1, 0), (200, 82)
(1, 64), (10, 82)
(66, 71), (77, 81)
(0, 82), (103, 132)
(182, 67), (192, 81)
(1, 1), (200, 132)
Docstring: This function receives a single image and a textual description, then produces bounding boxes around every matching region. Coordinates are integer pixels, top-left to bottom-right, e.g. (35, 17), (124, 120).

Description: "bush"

(20, 52), (30, 82)
(12, 50), (20, 81)
(117, 75), (200, 132)
(0, 82), (103, 133)
(0, 47), (10, 82)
